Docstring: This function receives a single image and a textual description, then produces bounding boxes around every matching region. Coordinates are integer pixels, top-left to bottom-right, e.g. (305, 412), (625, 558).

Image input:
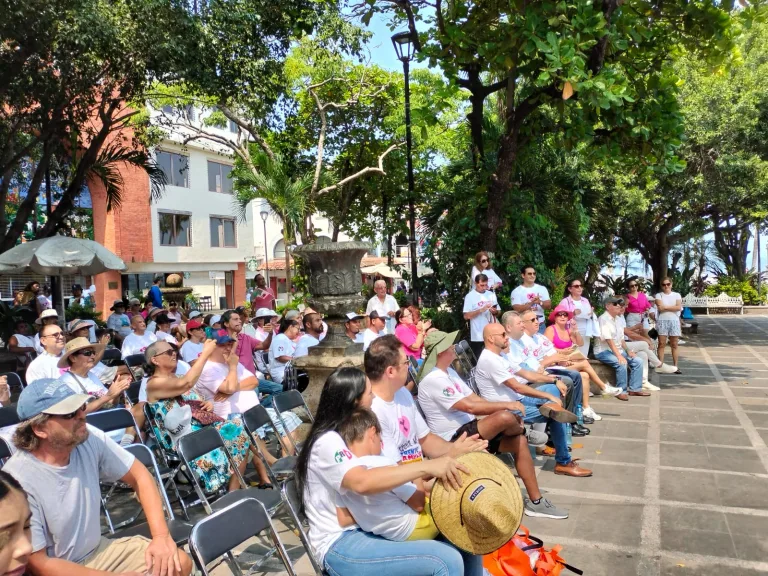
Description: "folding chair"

(282, 478), (323, 575)
(124, 380), (142, 406)
(272, 391), (314, 455)
(0, 406), (20, 429)
(1, 372), (25, 392)
(176, 427), (283, 517)
(189, 498), (296, 576)
(407, 357), (420, 394)
(0, 437), (12, 467)
(242, 405), (296, 487)
(99, 348), (123, 367)
(123, 354), (146, 380)
(109, 444), (193, 545)
(455, 339), (478, 369)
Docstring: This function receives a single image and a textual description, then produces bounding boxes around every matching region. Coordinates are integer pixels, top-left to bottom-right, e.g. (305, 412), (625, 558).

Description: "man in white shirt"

(365, 280), (399, 334)
(344, 312), (365, 344)
(25, 323), (66, 383)
(121, 314), (158, 359)
(511, 265), (551, 334)
(295, 312), (323, 358)
(363, 311), (386, 351)
(475, 323), (592, 478)
(462, 273), (499, 359)
(365, 335), (486, 467)
(417, 330), (567, 519)
(593, 296), (647, 399)
(33, 309), (60, 355)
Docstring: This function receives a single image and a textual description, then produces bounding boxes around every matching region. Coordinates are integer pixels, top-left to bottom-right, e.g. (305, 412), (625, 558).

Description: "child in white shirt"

(335, 409), (438, 542)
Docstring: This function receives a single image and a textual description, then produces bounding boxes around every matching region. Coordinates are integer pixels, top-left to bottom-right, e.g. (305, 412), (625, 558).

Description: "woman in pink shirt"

(625, 281), (653, 334)
(394, 307), (431, 363)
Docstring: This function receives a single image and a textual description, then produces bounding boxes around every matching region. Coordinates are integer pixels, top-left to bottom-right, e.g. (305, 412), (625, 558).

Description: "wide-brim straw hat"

(431, 452), (524, 555)
(57, 336), (106, 368)
(417, 330), (459, 382)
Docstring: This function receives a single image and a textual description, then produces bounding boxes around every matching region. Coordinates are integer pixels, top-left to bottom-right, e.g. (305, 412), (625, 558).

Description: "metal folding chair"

(109, 444), (193, 545)
(282, 478), (323, 575)
(271, 391), (314, 456)
(100, 348), (123, 367)
(189, 498), (296, 576)
(123, 353), (146, 380)
(242, 405), (296, 487)
(176, 427), (283, 517)
(0, 437), (12, 467)
(1, 372), (25, 392)
(0, 406), (20, 429)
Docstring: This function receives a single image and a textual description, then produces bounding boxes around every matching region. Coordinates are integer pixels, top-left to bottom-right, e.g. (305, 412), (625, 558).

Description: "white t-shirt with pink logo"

(475, 348), (525, 402)
(519, 333), (556, 371)
(120, 332), (158, 359)
(510, 283), (550, 320)
(304, 431), (362, 563)
(371, 387), (430, 464)
(462, 289), (498, 342)
(418, 367), (475, 440)
(180, 340), (204, 363)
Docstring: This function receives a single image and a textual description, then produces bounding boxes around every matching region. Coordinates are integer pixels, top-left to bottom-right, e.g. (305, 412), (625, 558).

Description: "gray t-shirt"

(3, 425), (135, 563)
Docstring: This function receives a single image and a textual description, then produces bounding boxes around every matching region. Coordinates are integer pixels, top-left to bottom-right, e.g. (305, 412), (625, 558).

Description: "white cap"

(254, 308), (279, 319)
(188, 310), (202, 319)
(210, 314), (222, 325)
(345, 312), (365, 321)
(35, 309), (59, 325)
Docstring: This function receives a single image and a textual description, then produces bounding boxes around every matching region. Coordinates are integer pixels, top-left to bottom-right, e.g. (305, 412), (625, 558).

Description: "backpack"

(483, 525), (583, 576)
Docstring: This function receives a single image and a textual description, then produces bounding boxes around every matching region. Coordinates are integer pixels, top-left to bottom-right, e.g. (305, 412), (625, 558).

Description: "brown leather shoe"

(629, 391), (651, 397)
(539, 403), (578, 423)
(615, 393), (629, 401)
(554, 461), (593, 477)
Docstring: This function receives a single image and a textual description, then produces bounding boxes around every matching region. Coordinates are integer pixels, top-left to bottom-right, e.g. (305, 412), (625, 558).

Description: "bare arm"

(451, 393), (523, 416)
(27, 551), (128, 576)
(8, 335), (35, 355)
(463, 302), (493, 320)
(147, 340), (218, 400)
(341, 456), (468, 494)
(503, 374), (560, 403)
(511, 302), (533, 313)
(541, 299), (552, 311)
(216, 354), (241, 395)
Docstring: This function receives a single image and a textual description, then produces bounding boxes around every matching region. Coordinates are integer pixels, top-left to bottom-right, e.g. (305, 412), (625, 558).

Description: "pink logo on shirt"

(442, 387), (456, 397)
(398, 416), (411, 437)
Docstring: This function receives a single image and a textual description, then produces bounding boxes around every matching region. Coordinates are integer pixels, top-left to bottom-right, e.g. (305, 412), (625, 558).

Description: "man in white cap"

(344, 312), (365, 344)
(418, 330), (568, 519)
(106, 299), (132, 341)
(294, 311), (324, 358)
(363, 311), (386, 351)
(26, 323), (66, 383)
(121, 314), (158, 359)
(4, 378), (193, 575)
(33, 309), (59, 355)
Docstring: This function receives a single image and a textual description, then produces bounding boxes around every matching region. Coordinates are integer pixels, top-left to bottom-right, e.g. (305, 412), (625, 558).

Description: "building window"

(156, 151), (189, 188)
(228, 119), (239, 133)
(158, 212), (191, 246)
(210, 217), (236, 248)
(207, 161), (233, 194)
(161, 104), (173, 114)
(273, 238), (285, 259)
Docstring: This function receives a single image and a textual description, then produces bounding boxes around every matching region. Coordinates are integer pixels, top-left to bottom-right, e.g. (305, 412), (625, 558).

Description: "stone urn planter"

(292, 240), (371, 412)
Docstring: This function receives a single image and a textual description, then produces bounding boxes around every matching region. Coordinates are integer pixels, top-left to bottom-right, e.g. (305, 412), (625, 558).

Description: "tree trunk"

(649, 237), (671, 292)
(284, 229), (292, 297)
(484, 131), (518, 252)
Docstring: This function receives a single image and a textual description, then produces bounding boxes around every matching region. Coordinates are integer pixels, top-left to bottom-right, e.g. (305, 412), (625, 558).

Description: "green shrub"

(65, 303), (104, 326)
(703, 277), (766, 305)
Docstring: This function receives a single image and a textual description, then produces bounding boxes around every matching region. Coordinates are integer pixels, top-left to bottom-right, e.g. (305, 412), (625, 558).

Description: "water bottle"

(576, 404), (584, 426)
(566, 423), (573, 446)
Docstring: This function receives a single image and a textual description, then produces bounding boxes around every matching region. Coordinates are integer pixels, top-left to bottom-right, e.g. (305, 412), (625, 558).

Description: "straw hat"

(35, 309), (58, 325)
(430, 452), (524, 554)
(417, 330), (459, 382)
(57, 337), (106, 368)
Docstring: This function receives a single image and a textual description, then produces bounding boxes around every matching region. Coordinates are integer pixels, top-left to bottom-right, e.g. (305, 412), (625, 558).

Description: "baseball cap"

(188, 310), (202, 319)
(209, 314), (222, 325)
(254, 308), (279, 319)
(214, 330), (234, 345)
(345, 312), (365, 321)
(605, 296), (626, 306)
(17, 378), (90, 420)
(186, 319), (203, 331)
(369, 310), (383, 320)
(35, 309), (59, 325)
(71, 284), (83, 291)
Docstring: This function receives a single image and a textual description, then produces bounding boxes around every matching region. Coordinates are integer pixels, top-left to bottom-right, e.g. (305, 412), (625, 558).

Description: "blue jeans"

(258, 378), (282, 408)
(595, 350), (643, 392)
(517, 384), (570, 466)
(325, 529), (483, 576)
(546, 367), (583, 413)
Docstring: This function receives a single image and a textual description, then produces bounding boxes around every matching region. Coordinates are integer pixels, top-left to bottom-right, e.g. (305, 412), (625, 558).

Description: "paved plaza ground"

(108, 315), (768, 575)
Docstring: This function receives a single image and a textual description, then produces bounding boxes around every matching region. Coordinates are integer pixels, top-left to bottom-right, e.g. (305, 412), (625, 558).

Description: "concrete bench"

(682, 292), (743, 315)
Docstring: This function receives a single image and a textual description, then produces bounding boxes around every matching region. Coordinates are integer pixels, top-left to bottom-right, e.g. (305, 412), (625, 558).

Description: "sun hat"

(16, 378), (90, 421)
(68, 318), (95, 333)
(548, 305), (574, 325)
(149, 307), (166, 319)
(35, 309), (59, 325)
(417, 330), (459, 382)
(186, 319), (204, 331)
(110, 299), (126, 311)
(57, 337), (106, 368)
(430, 452), (524, 555)
(254, 308), (279, 319)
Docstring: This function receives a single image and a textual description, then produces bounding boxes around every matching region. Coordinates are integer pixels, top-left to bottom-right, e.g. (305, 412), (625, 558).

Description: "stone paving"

(108, 315), (768, 575)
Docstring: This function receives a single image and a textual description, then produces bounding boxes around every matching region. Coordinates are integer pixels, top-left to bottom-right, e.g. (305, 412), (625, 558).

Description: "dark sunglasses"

(556, 312), (569, 317)
(73, 349), (96, 358)
(570, 284), (582, 288)
(525, 317), (540, 323)
(57, 405), (87, 420)
(157, 348), (177, 358)
(628, 284), (638, 288)
(44, 331), (65, 339)
(661, 283), (671, 286)
(480, 259), (489, 263)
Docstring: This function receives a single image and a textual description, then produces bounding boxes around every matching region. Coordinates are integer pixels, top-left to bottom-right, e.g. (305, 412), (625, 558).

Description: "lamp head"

(391, 31), (416, 62)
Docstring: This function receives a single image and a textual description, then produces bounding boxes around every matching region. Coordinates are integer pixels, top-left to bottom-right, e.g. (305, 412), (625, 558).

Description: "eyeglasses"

(525, 318), (540, 323)
(629, 284), (638, 288)
(556, 312), (569, 317)
(480, 259), (489, 263)
(570, 284), (582, 288)
(73, 349), (96, 358)
(43, 331), (64, 340)
(525, 272), (536, 276)
(56, 405), (86, 420)
(156, 349), (177, 358)
(662, 283), (671, 286)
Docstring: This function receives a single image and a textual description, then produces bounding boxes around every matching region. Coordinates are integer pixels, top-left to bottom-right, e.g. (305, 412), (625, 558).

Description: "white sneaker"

(589, 391), (594, 397)
(678, 339), (687, 345)
(583, 406), (602, 421)
(642, 381), (660, 391)
(603, 385), (623, 397)
(655, 363), (677, 374)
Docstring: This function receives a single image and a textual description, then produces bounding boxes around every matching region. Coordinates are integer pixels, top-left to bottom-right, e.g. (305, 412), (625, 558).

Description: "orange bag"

(483, 525), (582, 576)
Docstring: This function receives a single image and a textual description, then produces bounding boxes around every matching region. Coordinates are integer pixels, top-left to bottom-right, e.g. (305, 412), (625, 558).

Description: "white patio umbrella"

(361, 262), (401, 279)
(0, 236), (127, 319)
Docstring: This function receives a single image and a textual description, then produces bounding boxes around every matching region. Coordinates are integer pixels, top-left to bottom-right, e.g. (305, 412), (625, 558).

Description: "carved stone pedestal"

(292, 241), (371, 414)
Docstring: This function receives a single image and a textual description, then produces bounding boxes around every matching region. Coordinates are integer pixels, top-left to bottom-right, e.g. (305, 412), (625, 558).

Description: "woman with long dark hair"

(296, 366), (476, 576)
(0, 470), (33, 576)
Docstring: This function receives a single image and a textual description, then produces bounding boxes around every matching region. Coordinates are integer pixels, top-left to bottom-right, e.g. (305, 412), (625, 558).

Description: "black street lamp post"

(392, 30), (419, 304)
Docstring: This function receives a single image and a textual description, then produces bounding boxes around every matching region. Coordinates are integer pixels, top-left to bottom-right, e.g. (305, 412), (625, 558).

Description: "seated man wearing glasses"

(593, 296), (649, 400)
(25, 323), (66, 383)
(4, 378), (193, 576)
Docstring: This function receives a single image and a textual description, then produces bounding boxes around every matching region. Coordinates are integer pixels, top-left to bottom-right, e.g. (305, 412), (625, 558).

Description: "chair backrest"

(189, 498), (288, 576)
(0, 437), (12, 464)
(282, 362), (299, 391)
(123, 353), (146, 367)
(100, 348), (123, 366)
(125, 380), (142, 405)
(242, 404), (275, 433)
(177, 427), (246, 492)
(272, 390), (313, 421)
(123, 443), (174, 519)
(282, 479), (323, 576)
(86, 407), (140, 436)
(0, 406), (20, 429)
(1, 372), (24, 391)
